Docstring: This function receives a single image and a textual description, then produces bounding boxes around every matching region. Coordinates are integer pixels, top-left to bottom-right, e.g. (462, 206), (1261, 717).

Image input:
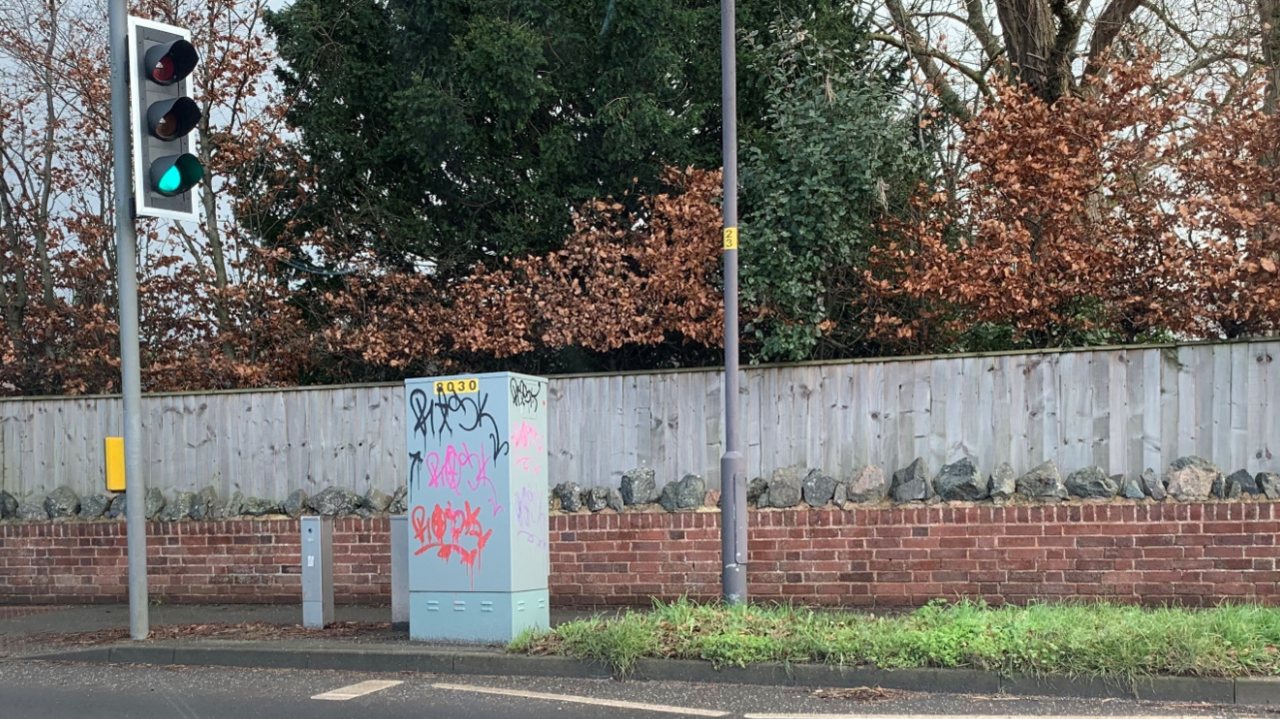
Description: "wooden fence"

(2, 340), (1278, 499)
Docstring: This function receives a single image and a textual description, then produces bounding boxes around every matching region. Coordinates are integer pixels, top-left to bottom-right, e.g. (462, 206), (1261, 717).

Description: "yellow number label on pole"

(433, 378), (480, 395)
(723, 227), (738, 250)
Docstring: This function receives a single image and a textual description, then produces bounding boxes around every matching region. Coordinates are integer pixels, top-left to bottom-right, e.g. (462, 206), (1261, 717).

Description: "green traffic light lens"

(149, 153), (204, 197)
(158, 165), (183, 193)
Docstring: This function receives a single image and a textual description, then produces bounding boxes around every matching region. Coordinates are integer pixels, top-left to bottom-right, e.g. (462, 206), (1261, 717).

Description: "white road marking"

(744, 715), (1214, 719)
(431, 681), (731, 717)
(311, 679), (403, 701)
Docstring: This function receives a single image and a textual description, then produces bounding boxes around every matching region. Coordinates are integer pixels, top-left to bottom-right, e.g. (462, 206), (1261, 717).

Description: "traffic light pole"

(108, 0), (150, 640)
(720, 0), (747, 605)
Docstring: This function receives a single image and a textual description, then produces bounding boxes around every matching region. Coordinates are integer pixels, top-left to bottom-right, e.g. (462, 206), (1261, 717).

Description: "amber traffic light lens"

(156, 112), (177, 138)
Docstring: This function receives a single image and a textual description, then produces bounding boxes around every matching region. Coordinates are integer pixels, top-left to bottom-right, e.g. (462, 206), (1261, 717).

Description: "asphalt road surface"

(0, 660), (1267, 719)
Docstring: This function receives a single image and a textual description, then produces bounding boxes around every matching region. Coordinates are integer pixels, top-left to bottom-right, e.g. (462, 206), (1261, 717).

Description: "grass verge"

(509, 598), (1280, 678)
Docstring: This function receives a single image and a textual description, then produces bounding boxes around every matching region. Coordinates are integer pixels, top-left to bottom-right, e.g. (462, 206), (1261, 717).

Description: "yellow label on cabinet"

(723, 227), (739, 250)
(433, 378), (480, 395)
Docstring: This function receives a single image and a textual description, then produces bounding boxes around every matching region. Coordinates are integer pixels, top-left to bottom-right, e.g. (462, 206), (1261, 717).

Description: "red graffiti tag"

(411, 501), (492, 588)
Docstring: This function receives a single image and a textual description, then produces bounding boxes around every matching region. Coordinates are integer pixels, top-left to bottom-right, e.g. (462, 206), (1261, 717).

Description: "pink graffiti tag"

(411, 502), (492, 588)
(425, 442), (503, 516)
(511, 421), (544, 475)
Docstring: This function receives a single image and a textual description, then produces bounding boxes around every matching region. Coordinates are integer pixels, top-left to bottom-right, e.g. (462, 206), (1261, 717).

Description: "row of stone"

(755, 455), (1280, 507)
(549, 455), (1280, 514)
(0, 485), (409, 522)
(3, 454), (1273, 523)
(552, 469), (707, 513)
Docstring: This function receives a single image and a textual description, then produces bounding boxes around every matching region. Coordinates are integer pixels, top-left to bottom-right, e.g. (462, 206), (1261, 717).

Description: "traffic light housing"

(128, 17), (203, 221)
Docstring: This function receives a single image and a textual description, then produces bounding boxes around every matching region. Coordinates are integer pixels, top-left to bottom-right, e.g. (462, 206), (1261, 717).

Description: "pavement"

(3, 604), (1280, 717)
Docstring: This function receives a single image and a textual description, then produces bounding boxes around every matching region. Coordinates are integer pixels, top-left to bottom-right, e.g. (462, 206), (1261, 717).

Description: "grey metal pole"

(720, 0), (747, 605)
(108, 0), (150, 640)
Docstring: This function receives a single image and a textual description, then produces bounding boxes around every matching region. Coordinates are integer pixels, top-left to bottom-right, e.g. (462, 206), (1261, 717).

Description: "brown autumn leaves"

(3, 47), (1280, 396)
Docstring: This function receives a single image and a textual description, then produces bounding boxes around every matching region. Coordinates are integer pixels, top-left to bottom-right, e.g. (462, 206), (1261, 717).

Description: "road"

(0, 659), (1263, 719)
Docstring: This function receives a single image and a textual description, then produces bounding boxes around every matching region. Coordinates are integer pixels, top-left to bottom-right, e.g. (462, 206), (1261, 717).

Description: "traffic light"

(127, 17), (203, 221)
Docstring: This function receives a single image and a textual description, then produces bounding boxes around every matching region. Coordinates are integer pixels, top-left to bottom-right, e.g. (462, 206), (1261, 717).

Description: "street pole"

(108, 0), (150, 640)
(720, 0), (747, 605)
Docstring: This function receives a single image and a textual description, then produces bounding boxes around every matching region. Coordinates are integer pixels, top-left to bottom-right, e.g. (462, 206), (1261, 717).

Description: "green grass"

(509, 598), (1280, 678)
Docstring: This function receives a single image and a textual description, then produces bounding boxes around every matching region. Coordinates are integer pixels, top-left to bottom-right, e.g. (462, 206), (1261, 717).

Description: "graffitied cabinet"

(404, 372), (550, 642)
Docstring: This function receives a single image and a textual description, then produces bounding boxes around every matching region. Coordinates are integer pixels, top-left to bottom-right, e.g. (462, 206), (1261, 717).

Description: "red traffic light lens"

(152, 56), (175, 83)
(143, 40), (198, 86)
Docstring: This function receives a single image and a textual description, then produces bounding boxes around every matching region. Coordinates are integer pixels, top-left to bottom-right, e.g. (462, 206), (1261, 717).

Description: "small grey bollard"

(301, 516), (333, 629)
(390, 514), (408, 629)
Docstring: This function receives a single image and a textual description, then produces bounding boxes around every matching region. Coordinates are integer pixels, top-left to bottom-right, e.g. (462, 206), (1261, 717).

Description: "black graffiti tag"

(510, 377), (541, 412)
(409, 387), (510, 461)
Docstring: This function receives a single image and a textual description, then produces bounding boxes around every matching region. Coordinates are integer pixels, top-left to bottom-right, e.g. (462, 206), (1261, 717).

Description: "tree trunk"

(198, 113), (236, 361)
(1264, 0), (1280, 114)
(33, 0), (60, 311)
(993, 0), (1060, 101)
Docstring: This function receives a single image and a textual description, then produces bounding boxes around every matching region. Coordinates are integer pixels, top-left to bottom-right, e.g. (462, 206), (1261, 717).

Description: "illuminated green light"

(149, 153), (204, 197)
(158, 166), (182, 193)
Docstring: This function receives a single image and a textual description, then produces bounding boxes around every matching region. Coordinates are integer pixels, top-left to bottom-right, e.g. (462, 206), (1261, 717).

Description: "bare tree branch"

(878, 0), (977, 120)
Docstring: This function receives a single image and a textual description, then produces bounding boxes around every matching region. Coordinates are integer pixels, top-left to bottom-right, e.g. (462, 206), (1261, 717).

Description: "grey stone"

(845, 466), (888, 503)
(1016, 461), (1068, 500)
(553, 482), (583, 512)
(1165, 457), (1221, 501)
(1259, 472), (1280, 500)
(283, 490), (309, 518)
(620, 468), (658, 505)
(989, 463), (1016, 500)
(747, 477), (768, 506)
(890, 458), (933, 503)
(79, 494), (113, 519)
(1120, 475), (1146, 500)
(0, 490), (16, 519)
(832, 482), (847, 506)
(16, 499), (48, 521)
(224, 491), (245, 517)
(1226, 469), (1260, 497)
(159, 491), (195, 521)
(355, 507), (378, 519)
(1141, 468), (1167, 500)
(585, 486), (611, 512)
(933, 458), (987, 501)
(801, 470), (837, 507)
(1065, 466), (1119, 499)
(105, 493), (126, 519)
(310, 487), (360, 516)
(389, 485), (408, 514)
(241, 497), (282, 516)
(189, 486), (222, 521)
(363, 488), (393, 513)
(1170, 455), (1218, 472)
(44, 486), (80, 519)
(767, 465), (804, 508)
(606, 487), (624, 513)
(659, 474), (706, 512)
(144, 487), (166, 520)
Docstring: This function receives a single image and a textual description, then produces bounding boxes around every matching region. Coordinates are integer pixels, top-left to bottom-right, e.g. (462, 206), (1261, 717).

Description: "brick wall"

(2, 502), (1278, 606)
(0, 519), (390, 605)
